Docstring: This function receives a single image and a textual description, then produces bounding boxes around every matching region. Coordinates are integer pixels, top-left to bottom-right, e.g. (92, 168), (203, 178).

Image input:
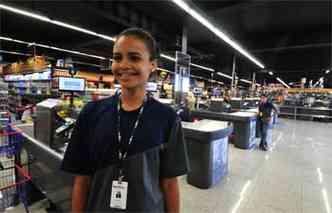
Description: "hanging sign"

(174, 51), (191, 92)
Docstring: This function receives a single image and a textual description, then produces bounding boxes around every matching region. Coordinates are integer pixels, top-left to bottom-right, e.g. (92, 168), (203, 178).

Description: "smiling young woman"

(112, 33), (157, 111)
(61, 28), (189, 213)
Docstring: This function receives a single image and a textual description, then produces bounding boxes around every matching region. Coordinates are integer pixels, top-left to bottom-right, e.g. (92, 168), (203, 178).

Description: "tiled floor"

(5, 199), (48, 213)
(179, 118), (332, 213)
(5, 118), (332, 212)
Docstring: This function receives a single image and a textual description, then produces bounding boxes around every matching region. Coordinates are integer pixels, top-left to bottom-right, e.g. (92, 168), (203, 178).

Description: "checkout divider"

(192, 110), (258, 149)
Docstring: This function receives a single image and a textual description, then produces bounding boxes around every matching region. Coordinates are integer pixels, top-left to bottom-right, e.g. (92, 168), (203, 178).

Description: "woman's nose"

(118, 58), (131, 70)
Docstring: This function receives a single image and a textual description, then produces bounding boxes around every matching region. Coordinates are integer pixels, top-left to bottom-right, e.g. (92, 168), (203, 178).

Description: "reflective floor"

(6, 118), (332, 212)
(179, 118), (332, 213)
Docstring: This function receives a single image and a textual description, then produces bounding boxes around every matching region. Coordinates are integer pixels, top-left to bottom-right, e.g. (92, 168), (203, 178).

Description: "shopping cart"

(0, 125), (30, 213)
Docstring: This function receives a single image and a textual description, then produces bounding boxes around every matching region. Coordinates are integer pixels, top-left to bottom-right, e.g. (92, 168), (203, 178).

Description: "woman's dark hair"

(115, 28), (159, 61)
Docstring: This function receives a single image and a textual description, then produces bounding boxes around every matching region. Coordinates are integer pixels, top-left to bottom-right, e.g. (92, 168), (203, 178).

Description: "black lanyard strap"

(117, 94), (147, 163)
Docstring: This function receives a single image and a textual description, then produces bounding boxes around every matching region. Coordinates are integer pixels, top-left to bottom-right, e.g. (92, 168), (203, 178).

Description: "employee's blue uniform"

(258, 101), (278, 149)
(61, 95), (188, 212)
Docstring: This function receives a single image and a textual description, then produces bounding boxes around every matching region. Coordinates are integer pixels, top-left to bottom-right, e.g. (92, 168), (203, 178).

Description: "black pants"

(258, 119), (269, 146)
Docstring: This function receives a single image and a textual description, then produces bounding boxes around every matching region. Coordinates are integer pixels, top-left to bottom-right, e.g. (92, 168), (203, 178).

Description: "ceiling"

(0, 0), (331, 86)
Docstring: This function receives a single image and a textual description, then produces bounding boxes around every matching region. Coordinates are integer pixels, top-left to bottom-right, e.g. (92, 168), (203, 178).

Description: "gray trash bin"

(228, 112), (257, 149)
(182, 120), (233, 189)
(191, 110), (257, 149)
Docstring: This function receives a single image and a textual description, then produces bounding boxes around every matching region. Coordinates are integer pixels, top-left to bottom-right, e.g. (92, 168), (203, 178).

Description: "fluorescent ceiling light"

(157, 67), (173, 73)
(0, 49), (32, 56)
(191, 62), (214, 72)
(240, 79), (252, 84)
(0, 36), (106, 60)
(276, 77), (290, 88)
(160, 53), (176, 62)
(171, 0), (265, 69)
(160, 53), (215, 72)
(0, 3), (220, 74)
(156, 68), (225, 84)
(1, 35), (225, 83)
(216, 72), (233, 80)
(268, 71), (274, 76)
(0, 4), (115, 42)
(190, 74), (203, 80)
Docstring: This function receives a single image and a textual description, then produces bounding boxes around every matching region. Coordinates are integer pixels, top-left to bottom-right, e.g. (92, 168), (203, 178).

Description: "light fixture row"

(171, 0), (265, 69)
(0, 40), (228, 85)
(0, 4), (115, 42)
(0, 3), (256, 83)
(276, 77), (290, 88)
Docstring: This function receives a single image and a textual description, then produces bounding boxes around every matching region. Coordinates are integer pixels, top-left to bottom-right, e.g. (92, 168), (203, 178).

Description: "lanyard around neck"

(117, 94), (147, 162)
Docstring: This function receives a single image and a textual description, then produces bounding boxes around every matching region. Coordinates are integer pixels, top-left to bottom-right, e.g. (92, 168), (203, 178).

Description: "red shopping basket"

(0, 126), (29, 212)
(0, 164), (31, 212)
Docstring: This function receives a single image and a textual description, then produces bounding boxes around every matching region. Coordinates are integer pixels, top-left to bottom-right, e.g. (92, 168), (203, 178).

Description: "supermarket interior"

(0, 1), (331, 213)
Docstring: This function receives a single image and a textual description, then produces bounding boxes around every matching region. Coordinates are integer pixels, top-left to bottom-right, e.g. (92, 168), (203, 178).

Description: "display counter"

(278, 105), (332, 121)
(14, 124), (72, 212)
(191, 110), (257, 149)
(230, 98), (259, 110)
(182, 119), (233, 189)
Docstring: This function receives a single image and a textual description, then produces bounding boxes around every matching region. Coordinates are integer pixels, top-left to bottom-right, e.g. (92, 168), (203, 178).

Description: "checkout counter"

(18, 124), (72, 212)
(182, 119), (233, 189)
(278, 105), (332, 121)
(192, 110), (257, 149)
(230, 98), (260, 110)
(17, 99), (233, 210)
(16, 98), (79, 212)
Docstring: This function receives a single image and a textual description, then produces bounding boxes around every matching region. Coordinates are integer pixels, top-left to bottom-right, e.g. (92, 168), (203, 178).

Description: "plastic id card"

(110, 181), (128, 210)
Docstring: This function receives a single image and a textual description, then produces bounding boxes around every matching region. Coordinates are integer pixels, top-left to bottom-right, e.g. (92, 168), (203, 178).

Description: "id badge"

(110, 180), (128, 210)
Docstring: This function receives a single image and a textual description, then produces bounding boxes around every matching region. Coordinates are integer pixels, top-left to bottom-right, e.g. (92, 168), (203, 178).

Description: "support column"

(251, 72), (256, 96)
(182, 26), (187, 54)
(174, 26), (190, 105)
(231, 55), (237, 96)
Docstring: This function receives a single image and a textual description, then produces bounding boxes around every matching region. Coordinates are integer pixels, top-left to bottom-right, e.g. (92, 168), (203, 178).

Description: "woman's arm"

(72, 175), (91, 213)
(160, 177), (180, 213)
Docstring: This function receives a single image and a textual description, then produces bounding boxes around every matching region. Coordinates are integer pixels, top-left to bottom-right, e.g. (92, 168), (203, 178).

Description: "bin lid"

(182, 119), (233, 141)
(229, 111), (257, 121)
(241, 108), (258, 113)
(192, 110), (257, 122)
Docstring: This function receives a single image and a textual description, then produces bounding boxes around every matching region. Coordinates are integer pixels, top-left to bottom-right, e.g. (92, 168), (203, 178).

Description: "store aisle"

(179, 118), (332, 213)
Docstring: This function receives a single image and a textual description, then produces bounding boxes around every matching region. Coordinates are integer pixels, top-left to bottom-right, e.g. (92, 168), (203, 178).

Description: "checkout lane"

(14, 101), (236, 211)
(191, 110), (258, 149)
(14, 123), (73, 212)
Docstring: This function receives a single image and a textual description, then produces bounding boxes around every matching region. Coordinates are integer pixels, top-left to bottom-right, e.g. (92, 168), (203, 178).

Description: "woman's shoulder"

(80, 95), (117, 117)
(148, 98), (177, 121)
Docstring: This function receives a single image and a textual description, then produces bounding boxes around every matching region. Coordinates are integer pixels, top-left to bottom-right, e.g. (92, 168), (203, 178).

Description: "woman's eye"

(113, 56), (121, 61)
(129, 56), (141, 62)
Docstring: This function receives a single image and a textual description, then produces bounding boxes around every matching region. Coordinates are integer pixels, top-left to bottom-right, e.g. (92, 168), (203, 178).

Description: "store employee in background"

(258, 94), (278, 151)
(61, 28), (188, 212)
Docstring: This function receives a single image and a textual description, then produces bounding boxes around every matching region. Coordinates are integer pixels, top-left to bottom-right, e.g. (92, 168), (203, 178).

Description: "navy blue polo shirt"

(61, 95), (188, 178)
(258, 101), (277, 119)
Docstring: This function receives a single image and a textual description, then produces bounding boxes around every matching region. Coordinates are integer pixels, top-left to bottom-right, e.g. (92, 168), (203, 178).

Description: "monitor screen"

(58, 77), (85, 92)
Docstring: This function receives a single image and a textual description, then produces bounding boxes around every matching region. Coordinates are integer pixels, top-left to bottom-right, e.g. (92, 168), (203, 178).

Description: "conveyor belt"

(14, 124), (72, 212)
